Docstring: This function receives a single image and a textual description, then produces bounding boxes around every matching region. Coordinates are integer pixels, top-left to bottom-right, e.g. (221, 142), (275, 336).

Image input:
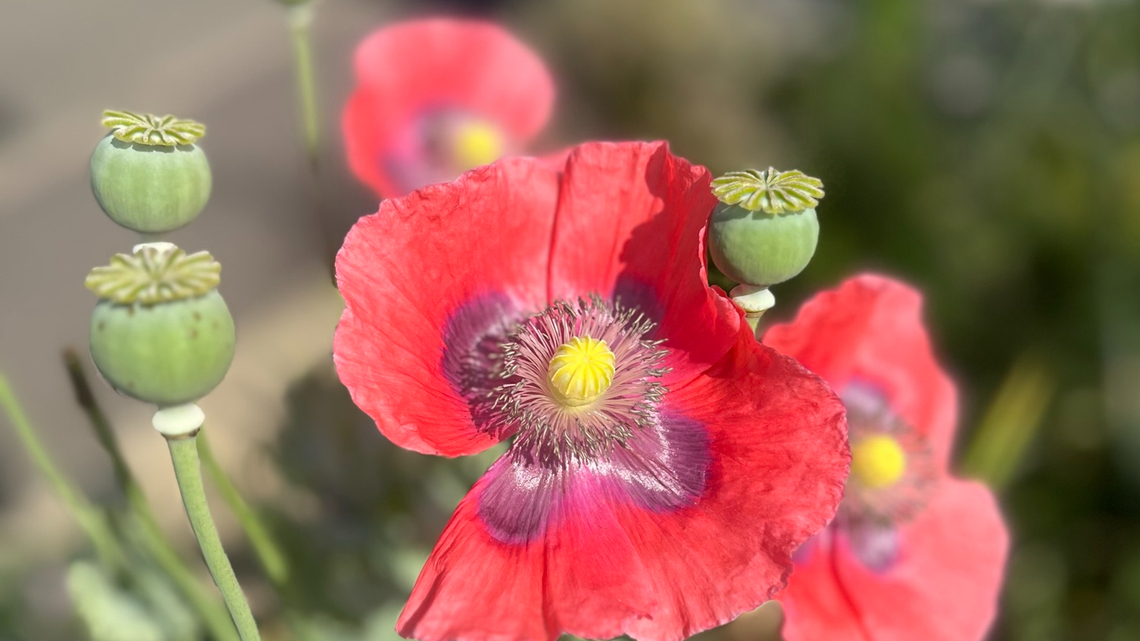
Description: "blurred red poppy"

(343, 18), (555, 199)
(766, 274), (1009, 641)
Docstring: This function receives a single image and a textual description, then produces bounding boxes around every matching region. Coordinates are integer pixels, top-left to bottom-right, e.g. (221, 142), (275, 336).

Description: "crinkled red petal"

(343, 18), (555, 198)
(549, 141), (742, 384)
(780, 479), (1009, 641)
(763, 274), (959, 467)
(397, 330), (849, 641)
(334, 159), (559, 457)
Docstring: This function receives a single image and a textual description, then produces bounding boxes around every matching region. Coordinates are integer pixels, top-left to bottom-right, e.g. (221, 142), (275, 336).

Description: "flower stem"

(0, 371), (123, 570)
(288, 2), (320, 171)
(167, 433), (262, 641)
(61, 350), (241, 641)
(196, 431), (289, 586)
(286, 1), (340, 275)
(197, 432), (324, 641)
(730, 285), (775, 340)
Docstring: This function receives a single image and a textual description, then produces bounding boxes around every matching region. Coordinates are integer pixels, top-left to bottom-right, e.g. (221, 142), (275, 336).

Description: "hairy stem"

(167, 433), (262, 641)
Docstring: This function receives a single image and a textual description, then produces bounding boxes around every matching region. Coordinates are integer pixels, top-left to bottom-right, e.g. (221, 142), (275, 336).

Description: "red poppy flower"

(334, 141), (850, 641)
(343, 18), (555, 199)
(765, 275), (1010, 641)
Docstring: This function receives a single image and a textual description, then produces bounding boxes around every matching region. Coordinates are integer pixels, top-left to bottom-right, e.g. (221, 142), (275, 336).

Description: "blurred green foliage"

(526, 0), (1140, 638)
(260, 366), (500, 639)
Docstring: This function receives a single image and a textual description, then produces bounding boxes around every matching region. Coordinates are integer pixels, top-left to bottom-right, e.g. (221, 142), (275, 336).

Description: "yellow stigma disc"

(451, 120), (505, 171)
(548, 336), (616, 408)
(851, 435), (908, 490)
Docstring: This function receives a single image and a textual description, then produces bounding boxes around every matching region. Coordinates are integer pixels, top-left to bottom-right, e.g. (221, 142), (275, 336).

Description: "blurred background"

(2, 0), (1139, 639)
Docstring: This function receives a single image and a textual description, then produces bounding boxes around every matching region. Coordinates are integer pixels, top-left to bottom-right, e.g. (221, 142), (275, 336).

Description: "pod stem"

(197, 431), (289, 586)
(0, 371), (123, 570)
(198, 432), (324, 641)
(167, 432), (262, 641)
(730, 284), (776, 340)
(62, 350), (240, 641)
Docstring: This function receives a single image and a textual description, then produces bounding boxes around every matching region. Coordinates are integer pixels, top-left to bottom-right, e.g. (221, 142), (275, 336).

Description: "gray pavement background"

(0, 0), (389, 558)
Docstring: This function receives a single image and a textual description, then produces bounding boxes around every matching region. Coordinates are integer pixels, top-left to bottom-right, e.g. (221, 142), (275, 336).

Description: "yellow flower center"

(451, 120), (505, 171)
(547, 336), (616, 408)
(851, 435), (907, 489)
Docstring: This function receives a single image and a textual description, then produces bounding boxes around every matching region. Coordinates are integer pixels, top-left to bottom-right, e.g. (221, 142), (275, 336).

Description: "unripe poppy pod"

(708, 168), (824, 288)
(85, 244), (234, 406)
(90, 111), (211, 234)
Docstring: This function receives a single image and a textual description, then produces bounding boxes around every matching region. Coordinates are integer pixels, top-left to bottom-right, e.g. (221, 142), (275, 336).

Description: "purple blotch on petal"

(843, 519), (902, 573)
(440, 292), (521, 437)
(379, 106), (498, 195)
(841, 381), (892, 418)
(381, 152), (445, 196)
(593, 413), (709, 512)
(477, 412), (711, 543)
(791, 529), (827, 565)
(612, 275), (665, 338)
(477, 456), (563, 543)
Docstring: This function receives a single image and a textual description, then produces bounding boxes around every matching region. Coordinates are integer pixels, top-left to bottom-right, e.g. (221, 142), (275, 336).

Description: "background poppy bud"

(90, 111), (212, 234)
(86, 244), (235, 406)
(708, 168), (823, 287)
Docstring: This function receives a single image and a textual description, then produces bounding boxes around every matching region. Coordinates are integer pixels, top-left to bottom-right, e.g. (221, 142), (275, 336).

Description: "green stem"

(730, 285), (774, 340)
(198, 433), (322, 641)
(288, 3), (320, 171)
(197, 431), (289, 586)
(167, 434), (262, 641)
(134, 509), (243, 641)
(0, 371), (123, 570)
(61, 350), (241, 641)
(744, 313), (765, 339)
(286, 2), (339, 276)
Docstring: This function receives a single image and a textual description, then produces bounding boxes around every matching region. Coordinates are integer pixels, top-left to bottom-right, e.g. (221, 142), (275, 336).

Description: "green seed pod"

(90, 111), (211, 234)
(708, 168), (825, 287)
(709, 204), (819, 287)
(86, 244), (235, 406)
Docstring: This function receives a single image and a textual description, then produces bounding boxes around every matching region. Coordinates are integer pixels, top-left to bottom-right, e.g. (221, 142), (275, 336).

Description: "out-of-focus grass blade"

(962, 351), (1056, 490)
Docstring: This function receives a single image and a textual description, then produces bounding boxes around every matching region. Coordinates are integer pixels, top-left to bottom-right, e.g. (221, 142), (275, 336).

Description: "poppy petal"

(781, 479), (1008, 641)
(343, 90), (402, 198)
(776, 531), (872, 640)
(548, 141), (742, 384)
(763, 274), (958, 467)
(344, 19), (556, 198)
(397, 331), (849, 641)
(334, 159), (559, 456)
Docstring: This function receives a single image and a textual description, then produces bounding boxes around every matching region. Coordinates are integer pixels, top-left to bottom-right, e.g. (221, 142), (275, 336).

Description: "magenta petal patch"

(478, 414), (710, 543)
